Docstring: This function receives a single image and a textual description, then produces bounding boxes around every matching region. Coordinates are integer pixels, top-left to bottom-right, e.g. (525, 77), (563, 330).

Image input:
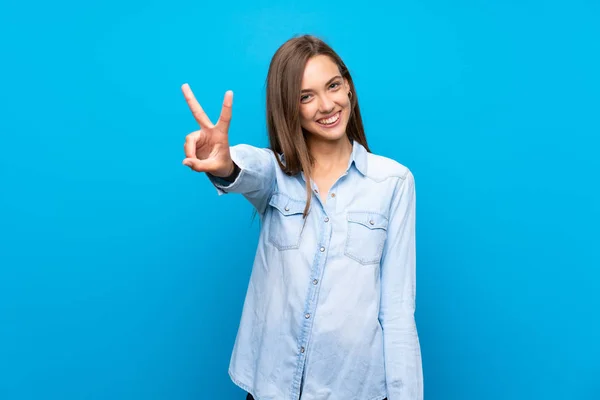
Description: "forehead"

(301, 55), (341, 88)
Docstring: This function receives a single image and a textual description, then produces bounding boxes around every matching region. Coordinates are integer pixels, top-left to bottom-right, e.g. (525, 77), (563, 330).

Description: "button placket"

(296, 198), (330, 390)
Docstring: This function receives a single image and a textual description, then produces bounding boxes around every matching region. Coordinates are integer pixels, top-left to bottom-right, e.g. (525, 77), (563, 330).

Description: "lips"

(316, 111), (341, 126)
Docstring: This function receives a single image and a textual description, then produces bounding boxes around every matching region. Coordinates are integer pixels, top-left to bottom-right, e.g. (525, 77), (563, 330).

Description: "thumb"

(182, 157), (211, 172)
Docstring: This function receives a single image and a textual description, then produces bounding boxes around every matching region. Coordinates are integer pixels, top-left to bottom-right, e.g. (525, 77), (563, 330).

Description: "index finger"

(181, 83), (214, 128)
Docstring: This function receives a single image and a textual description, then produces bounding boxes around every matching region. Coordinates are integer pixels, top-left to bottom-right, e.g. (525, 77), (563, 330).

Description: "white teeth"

(317, 112), (340, 125)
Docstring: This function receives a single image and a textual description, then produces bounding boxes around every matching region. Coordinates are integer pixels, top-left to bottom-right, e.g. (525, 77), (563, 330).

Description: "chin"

(307, 125), (348, 143)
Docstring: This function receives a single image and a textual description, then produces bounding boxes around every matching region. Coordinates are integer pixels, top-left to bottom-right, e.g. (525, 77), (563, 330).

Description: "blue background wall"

(1, 0), (599, 399)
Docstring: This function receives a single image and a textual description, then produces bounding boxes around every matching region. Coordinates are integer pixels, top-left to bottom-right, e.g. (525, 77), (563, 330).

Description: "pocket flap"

(269, 192), (306, 216)
(347, 211), (388, 230)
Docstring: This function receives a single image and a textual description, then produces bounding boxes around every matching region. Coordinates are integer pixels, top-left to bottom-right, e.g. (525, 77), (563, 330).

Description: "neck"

(306, 136), (353, 174)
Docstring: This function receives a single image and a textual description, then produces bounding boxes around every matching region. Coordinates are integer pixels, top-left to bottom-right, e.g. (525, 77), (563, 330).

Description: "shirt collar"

(348, 139), (368, 176)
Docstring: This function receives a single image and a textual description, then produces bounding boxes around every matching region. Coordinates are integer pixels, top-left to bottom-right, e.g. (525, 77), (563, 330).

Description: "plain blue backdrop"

(1, 0), (599, 399)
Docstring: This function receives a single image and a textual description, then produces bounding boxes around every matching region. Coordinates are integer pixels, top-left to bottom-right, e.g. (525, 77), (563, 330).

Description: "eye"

(329, 81), (341, 90)
(300, 94), (311, 103)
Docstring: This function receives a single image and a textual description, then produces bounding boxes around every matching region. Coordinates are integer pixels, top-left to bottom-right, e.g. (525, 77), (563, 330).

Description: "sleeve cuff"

(206, 167), (247, 195)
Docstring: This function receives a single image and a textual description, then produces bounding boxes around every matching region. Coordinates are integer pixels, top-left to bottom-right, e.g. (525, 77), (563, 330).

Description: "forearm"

(206, 144), (277, 214)
(382, 313), (423, 400)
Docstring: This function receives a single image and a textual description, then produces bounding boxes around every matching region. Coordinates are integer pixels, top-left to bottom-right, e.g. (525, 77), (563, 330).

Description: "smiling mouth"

(316, 111), (341, 126)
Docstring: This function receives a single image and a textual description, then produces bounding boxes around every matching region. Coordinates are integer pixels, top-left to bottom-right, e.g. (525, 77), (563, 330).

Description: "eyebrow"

(301, 75), (342, 93)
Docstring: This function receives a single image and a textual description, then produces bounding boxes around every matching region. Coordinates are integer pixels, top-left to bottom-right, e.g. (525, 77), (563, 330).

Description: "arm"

(378, 170), (424, 400)
(206, 144), (277, 215)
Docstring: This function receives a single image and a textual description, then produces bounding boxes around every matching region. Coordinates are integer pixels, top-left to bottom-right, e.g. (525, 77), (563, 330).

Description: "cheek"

(333, 92), (351, 109)
(342, 93), (352, 108)
(299, 106), (316, 124)
(338, 97), (352, 119)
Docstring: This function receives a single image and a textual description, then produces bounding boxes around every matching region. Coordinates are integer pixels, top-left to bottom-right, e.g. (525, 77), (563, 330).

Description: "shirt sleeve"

(205, 144), (277, 215)
(378, 170), (424, 400)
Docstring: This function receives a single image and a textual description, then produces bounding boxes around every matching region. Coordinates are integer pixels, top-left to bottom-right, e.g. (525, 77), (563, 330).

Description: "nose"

(318, 94), (335, 115)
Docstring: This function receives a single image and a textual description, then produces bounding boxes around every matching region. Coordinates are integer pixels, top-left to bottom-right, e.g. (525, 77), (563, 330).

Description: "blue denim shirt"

(208, 140), (423, 400)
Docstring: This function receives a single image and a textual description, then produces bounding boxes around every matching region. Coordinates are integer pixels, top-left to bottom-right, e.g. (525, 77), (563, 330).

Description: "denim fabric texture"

(208, 141), (423, 400)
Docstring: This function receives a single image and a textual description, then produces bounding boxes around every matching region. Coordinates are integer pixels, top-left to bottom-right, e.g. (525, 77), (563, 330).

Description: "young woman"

(182, 35), (423, 400)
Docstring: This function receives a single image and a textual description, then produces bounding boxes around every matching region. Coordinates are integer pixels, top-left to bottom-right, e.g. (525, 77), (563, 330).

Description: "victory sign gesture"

(181, 83), (235, 177)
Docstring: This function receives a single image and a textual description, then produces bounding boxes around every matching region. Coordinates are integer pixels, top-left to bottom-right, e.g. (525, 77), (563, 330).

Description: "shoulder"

(364, 151), (413, 183)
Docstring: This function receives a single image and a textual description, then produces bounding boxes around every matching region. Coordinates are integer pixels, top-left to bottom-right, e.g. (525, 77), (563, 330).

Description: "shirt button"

(305, 313), (311, 319)
(320, 246), (325, 252)
(285, 206), (290, 211)
(330, 193), (336, 198)
(324, 217), (330, 222)
(300, 347), (305, 353)
(313, 279), (318, 285)
(369, 219), (374, 225)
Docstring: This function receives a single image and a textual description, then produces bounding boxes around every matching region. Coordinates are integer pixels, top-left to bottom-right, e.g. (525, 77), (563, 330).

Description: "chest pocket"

(345, 211), (389, 265)
(268, 192), (307, 250)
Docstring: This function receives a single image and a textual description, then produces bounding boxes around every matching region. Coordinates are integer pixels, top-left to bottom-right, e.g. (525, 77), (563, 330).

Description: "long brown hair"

(266, 34), (370, 217)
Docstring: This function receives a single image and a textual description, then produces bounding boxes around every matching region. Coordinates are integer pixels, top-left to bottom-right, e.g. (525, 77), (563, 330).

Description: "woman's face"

(299, 55), (351, 143)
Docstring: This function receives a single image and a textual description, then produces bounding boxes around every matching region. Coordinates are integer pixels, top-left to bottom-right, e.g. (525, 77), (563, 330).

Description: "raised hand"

(181, 83), (235, 177)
